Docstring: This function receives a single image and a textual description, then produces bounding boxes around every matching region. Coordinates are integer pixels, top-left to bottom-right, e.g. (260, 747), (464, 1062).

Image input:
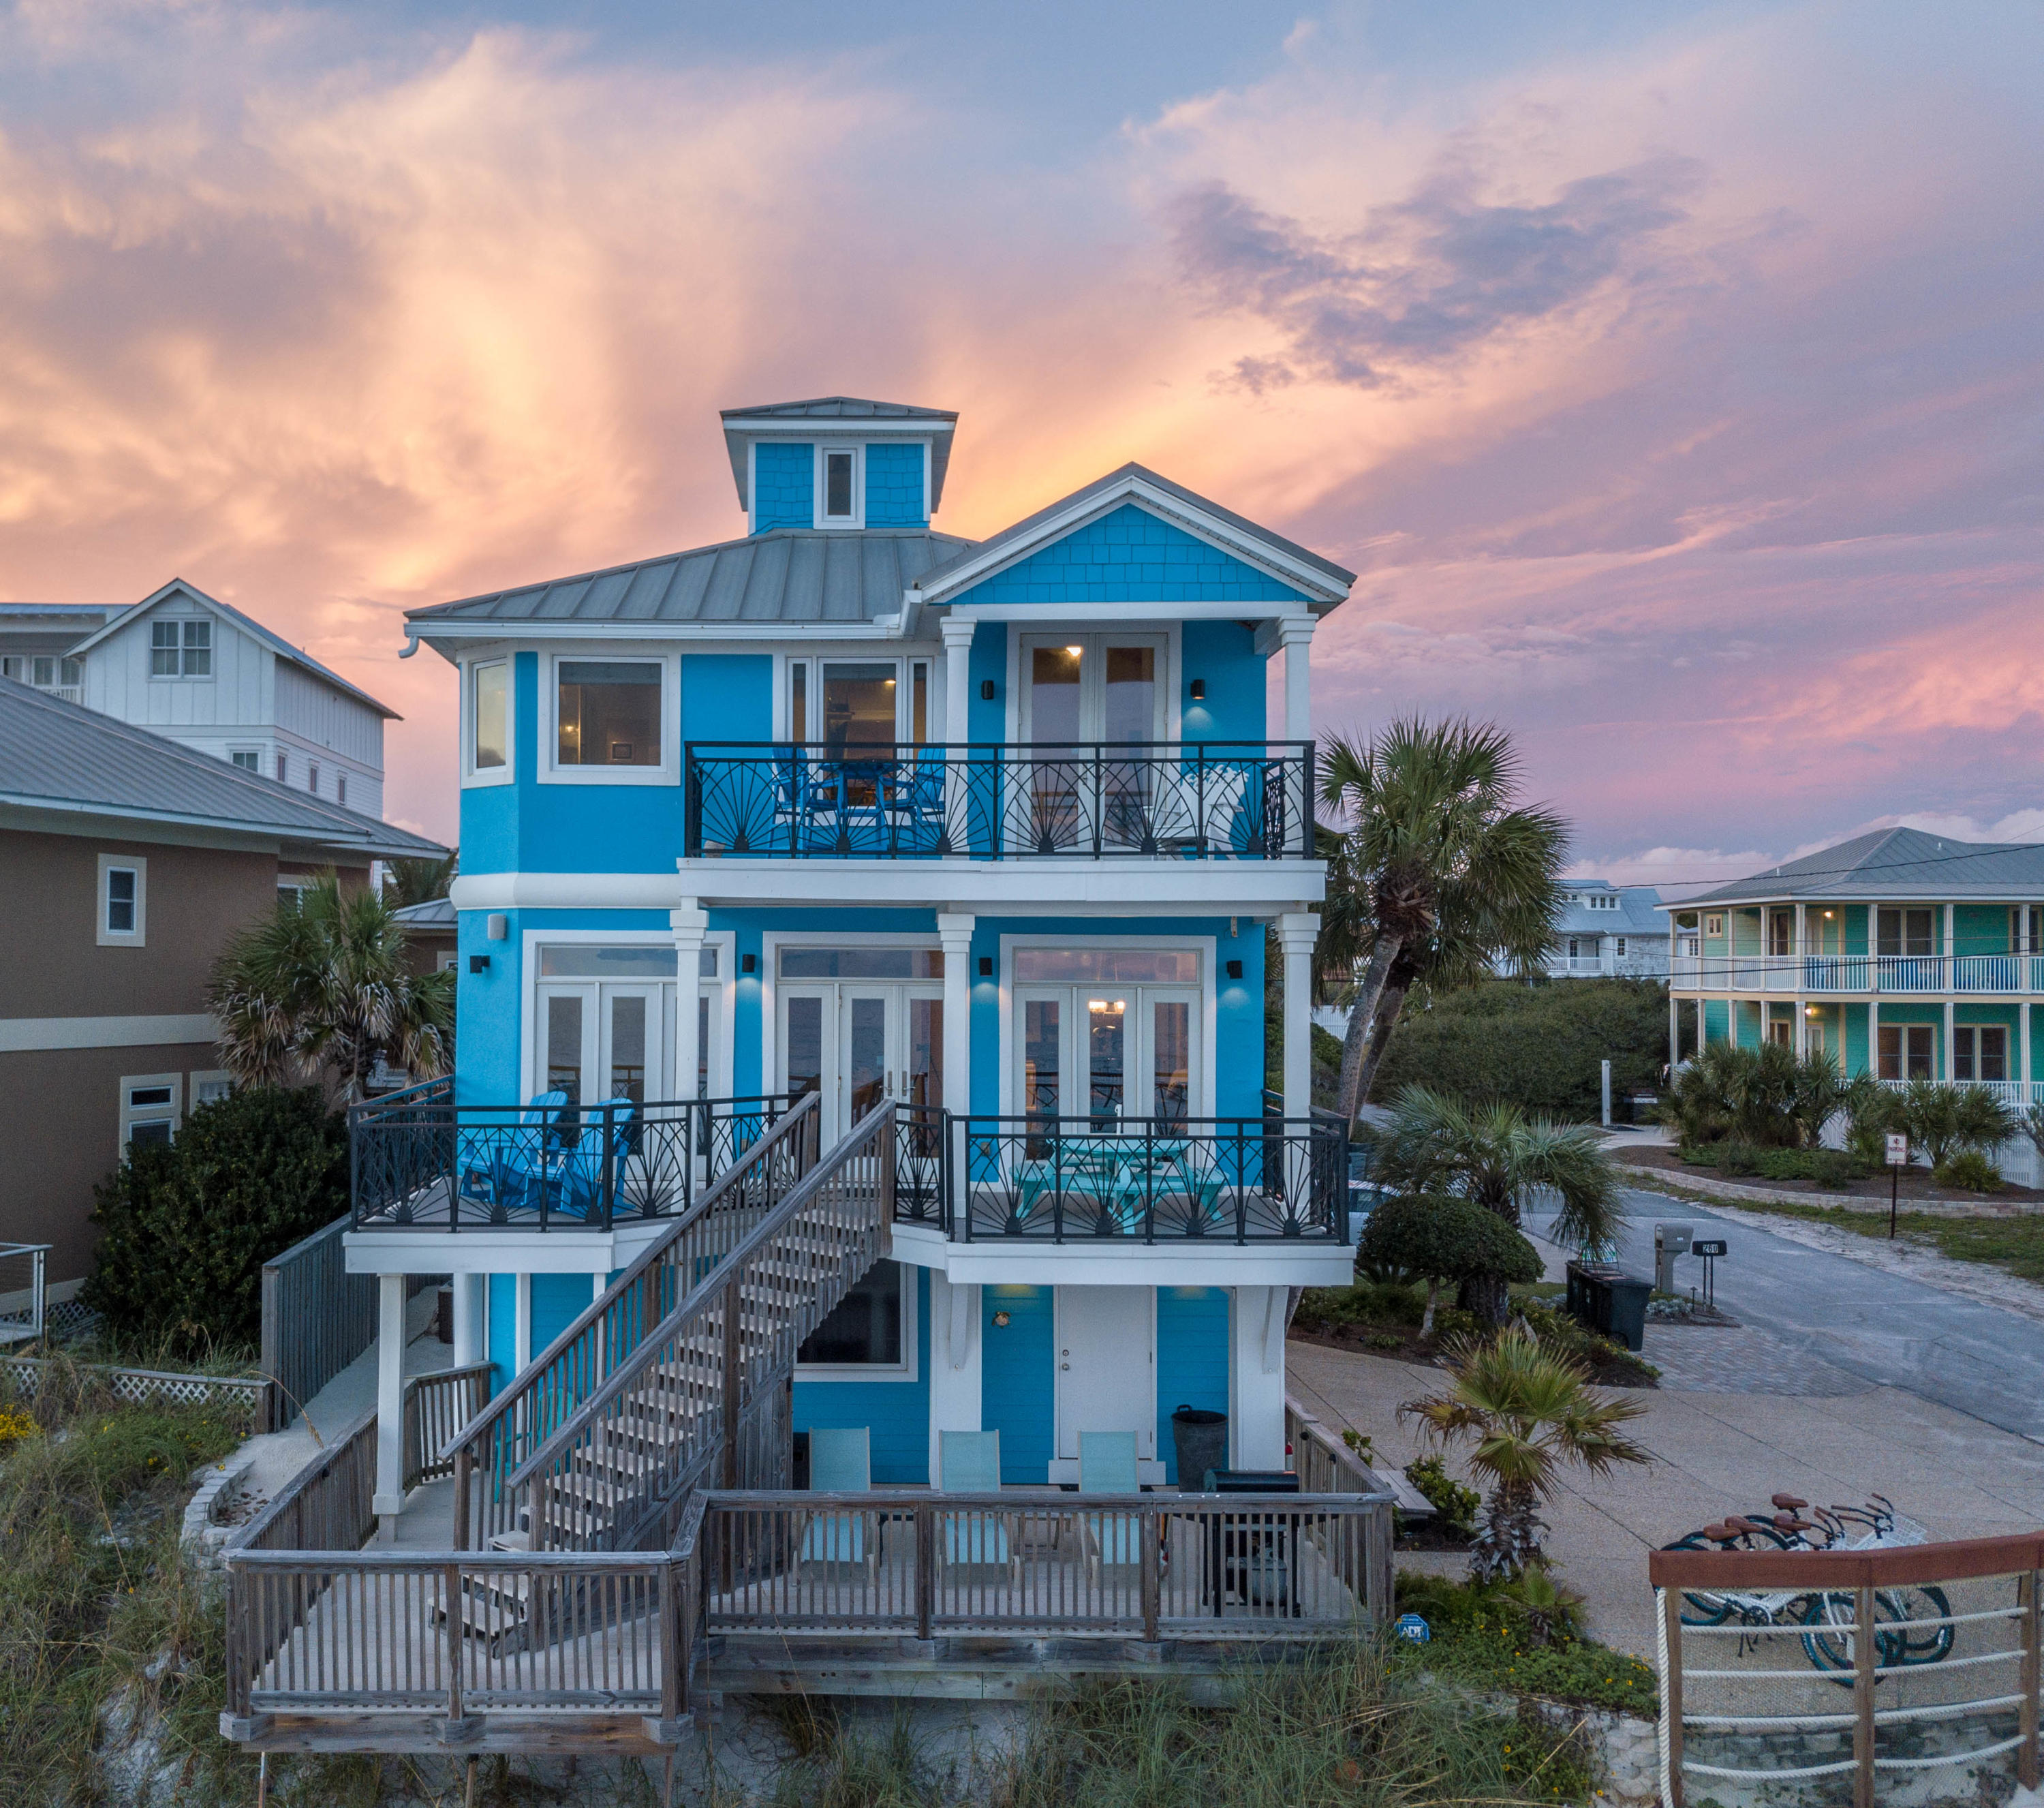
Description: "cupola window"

(816, 445), (863, 527)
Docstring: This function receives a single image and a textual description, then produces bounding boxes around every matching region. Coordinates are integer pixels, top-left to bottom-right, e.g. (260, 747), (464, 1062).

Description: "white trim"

(722, 416), (954, 438)
(189, 1069), (234, 1107)
(516, 926), (734, 1103)
(813, 443), (865, 531)
(794, 1256), (920, 1382)
(345, 1216), (679, 1275)
(461, 656), (514, 788)
(118, 1070), (182, 1155)
(97, 852), (146, 947)
(1053, 1283), (1157, 1464)
(539, 650), (678, 786)
(995, 932), (1217, 1120)
(0, 1013), (216, 1054)
(666, 861), (1323, 913)
(950, 599), (1303, 626)
(450, 872), (682, 912)
(888, 1222), (1354, 1287)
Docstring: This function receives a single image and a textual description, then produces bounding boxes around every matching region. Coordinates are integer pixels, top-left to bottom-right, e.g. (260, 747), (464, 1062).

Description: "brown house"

(0, 677), (445, 1293)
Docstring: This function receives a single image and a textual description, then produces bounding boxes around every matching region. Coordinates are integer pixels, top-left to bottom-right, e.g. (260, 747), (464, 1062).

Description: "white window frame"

(1007, 624), (1178, 745)
(1704, 914), (1724, 938)
(119, 1072), (182, 1154)
(795, 1259), (920, 1381)
(307, 759), (321, 797)
(517, 928), (735, 1101)
(540, 651), (677, 786)
(813, 443), (865, 530)
(228, 747), (264, 771)
(777, 654), (935, 744)
(277, 876), (309, 908)
(463, 657), (515, 787)
(190, 1070), (234, 1108)
(97, 853), (146, 947)
(149, 615), (212, 679)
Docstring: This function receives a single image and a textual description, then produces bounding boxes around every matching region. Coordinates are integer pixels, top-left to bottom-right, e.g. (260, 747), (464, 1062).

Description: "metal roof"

(719, 396), (959, 512)
(407, 529), (976, 631)
(0, 602), (110, 621)
(1671, 827), (2044, 908)
(1555, 882), (1667, 936)
(719, 397), (957, 422)
(0, 676), (444, 859)
(392, 897), (456, 929)
(68, 579), (400, 720)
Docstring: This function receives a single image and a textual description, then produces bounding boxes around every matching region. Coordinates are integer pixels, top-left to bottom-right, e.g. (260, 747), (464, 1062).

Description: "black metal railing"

(348, 1088), (794, 1232)
(683, 741), (1314, 861)
(891, 1112), (1346, 1244)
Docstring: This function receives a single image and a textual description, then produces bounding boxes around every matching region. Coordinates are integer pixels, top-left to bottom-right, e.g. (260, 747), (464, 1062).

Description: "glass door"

(1015, 983), (1201, 1127)
(541, 987), (595, 1106)
(779, 979), (943, 1144)
(600, 985), (661, 1107)
(842, 990), (891, 1127)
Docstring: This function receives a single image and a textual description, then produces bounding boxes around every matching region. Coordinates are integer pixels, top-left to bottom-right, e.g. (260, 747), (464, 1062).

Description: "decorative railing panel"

(684, 741), (1314, 862)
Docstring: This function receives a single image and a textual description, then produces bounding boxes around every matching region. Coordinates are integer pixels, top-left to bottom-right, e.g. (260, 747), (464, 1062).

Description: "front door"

(1055, 1286), (1156, 1462)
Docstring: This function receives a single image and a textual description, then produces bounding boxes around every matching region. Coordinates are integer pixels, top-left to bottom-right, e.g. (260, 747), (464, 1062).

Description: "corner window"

(119, 1074), (181, 1153)
(472, 660), (508, 772)
(97, 855), (145, 945)
(557, 660), (660, 767)
(151, 619), (211, 676)
(798, 1259), (908, 1370)
(814, 444), (863, 527)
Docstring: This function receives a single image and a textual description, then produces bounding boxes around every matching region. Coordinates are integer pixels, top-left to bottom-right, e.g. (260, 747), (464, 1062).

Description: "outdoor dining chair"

(938, 1429), (1019, 1586)
(799, 1427), (880, 1584)
(1079, 1430), (1144, 1587)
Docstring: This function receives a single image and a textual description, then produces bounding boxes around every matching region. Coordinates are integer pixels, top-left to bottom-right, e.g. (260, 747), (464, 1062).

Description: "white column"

(1276, 913), (1318, 1122)
(1944, 998), (1956, 1081)
(925, 1270), (982, 1485)
(941, 617), (976, 741)
(937, 913), (975, 1116)
(670, 898), (708, 1103)
(2024, 1000), (2033, 1101)
(1793, 903), (1808, 1056)
(1229, 1287), (1287, 1470)
(515, 1273), (533, 1372)
(451, 1272), (486, 1368)
(373, 1273), (407, 1535)
(1279, 619), (1315, 742)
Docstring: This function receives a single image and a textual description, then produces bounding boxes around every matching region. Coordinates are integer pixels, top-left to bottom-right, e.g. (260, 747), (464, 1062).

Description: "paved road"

(1526, 1186), (2044, 1440)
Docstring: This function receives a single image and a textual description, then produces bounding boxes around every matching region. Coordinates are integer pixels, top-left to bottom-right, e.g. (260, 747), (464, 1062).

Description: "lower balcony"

(1672, 953), (2044, 996)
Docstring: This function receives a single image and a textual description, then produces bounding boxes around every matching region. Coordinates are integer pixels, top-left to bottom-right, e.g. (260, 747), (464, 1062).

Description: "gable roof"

(0, 676), (442, 859)
(406, 528), (974, 633)
(914, 464), (1354, 611)
(1556, 883), (1667, 936)
(1673, 827), (2044, 908)
(719, 396), (960, 513)
(68, 579), (399, 720)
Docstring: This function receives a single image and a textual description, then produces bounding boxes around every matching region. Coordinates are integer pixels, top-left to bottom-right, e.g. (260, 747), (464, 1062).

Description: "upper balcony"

(683, 740), (1314, 863)
(1671, 952), (2044, 996)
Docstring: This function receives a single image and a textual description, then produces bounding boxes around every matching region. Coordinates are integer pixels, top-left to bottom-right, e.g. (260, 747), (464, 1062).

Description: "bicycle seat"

(1724, 1516), (1765, 1533)
(1773, 1514), (1813, 1532)
(1703, 1522), (1737, 1542)
(1771, 1493), (1808, 1510)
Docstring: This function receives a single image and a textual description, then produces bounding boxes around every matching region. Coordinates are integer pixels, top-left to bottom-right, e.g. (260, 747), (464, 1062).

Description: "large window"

(473, 661), (508, 772)
(151, 619), (211, 677)
(787, 660), (923, 749)
(1877, 908), (1936, 957)
(1954, 1026), (2007, 1083)
(1011, 945), (1202, 1124)
(557, 661), (660, 767)
(1878, 1024), (1936, 1081)
(798, 1259), (905, 1368)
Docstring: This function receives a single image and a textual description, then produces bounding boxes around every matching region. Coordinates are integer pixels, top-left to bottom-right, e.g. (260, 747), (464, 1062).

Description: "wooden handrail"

(1650, 1530), (2044, 1591)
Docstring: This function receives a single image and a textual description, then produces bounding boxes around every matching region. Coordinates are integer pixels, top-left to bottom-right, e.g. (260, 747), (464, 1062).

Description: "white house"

(1542, 880), (1668, 978)
(62, 579), (397, 818)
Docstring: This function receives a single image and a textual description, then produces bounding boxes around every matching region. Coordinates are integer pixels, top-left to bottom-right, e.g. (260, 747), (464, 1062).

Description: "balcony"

(1671, 953), (2044, 996)
(683, 741), (1314, 862)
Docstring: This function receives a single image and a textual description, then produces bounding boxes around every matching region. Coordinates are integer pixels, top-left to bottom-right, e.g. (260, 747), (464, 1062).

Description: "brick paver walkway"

(1643, 1323), (1872, 1396)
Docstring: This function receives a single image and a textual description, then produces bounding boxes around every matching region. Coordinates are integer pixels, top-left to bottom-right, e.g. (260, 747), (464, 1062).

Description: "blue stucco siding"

(950, 504), (1308, 606)
(1179, 620), (1266, 741)
(1156, 1287), (1229, 1484)
(753, 442), (813, 532)
(982, 1283), (1054, 1484)
(967, 621), (1006, 741)
(681, 652), (772, 746)
(864, 443), (927, 527)
(530, 1274), (591, 1368)
(793, 1266), (932, 1484)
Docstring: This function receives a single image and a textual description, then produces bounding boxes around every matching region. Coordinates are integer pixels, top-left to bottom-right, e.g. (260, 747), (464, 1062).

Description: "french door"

(1018, 632), (1170, 853)
(537, 982), (666, 1109)
(779, 983), (943, 1146)
(1015, 984), (1198, 1125)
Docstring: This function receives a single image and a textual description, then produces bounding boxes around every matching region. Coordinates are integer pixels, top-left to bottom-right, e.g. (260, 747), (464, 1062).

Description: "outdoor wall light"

(1190, 679), (1207, 702)
(1226, 959), (1243, 980)
(980, 679), (996, 701)
(978, 956), (994, 977)
(469, 954), (491, 974)
(991, 1311), (1012, 1328)
(486, 913), (508, 940)
(741, 953), (757, 975)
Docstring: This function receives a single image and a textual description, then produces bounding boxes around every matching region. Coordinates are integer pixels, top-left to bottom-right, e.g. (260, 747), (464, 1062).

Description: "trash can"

(1603, 1276), (1652, 1352)
(1171, 1405), (1228, 1491)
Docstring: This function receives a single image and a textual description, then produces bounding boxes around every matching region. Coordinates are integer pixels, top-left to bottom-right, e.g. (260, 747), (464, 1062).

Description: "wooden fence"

(259, 1216), (375, 1432)
(402, 1364), (491, 1492)
(233, 1411), (380, 1555)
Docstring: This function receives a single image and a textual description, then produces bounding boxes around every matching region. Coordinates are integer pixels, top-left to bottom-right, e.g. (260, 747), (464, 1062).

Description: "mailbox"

(1654, 1221), (1693, 1293)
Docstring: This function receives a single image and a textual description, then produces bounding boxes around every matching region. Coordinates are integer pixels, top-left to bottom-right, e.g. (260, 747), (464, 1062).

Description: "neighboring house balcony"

(1671, 952), (2044, 996)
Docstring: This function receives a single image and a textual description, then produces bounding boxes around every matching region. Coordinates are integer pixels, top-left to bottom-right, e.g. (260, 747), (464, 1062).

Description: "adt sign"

(1395, 1613), (1431, 1643)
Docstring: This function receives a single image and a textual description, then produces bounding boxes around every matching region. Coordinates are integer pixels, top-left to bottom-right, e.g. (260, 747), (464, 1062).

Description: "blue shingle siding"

(753, 442), (813, 532)
(982, 1283), (1054, 1484)
(864, 443), (926, 527)
(953, 504), (1308, 605)
(1156, 1287), (1230, 1484)
(792, 1265), (932, 1484)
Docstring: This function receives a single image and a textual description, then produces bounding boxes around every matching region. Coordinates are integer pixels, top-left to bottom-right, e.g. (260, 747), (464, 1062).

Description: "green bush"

(1403, 1455), (1480, 1538)
(1392, 1572), (1659, 1715)
(83, 1086), (347, 1358)
(1682, 1142), (1865, 1187)
(1367, 977), (1669, 1119)
(1667, 1041), (1849, 1149)
(1354, 1194), (1544, 1291)
(1292, 1278), (1427, 1334)
(1934, 1148), (2003, 1193)
(1515, 1299), (1660, 1385)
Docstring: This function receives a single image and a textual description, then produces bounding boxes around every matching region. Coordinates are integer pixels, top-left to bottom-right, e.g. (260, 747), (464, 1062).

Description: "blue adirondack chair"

(461, 1090), (569, 1212)
(939, 1430), (1017, 1583)
(1079, 1430), (1143, 1584)
(800, 1427), (878, 1582)
(546, 1097), (639, 1221)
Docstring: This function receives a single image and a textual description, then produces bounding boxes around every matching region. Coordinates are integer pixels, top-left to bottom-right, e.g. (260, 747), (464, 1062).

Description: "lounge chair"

(1079, 1430), (1144, 1587)
(461, 1090), (569, 1214)
(546, 1097), (639, 1220)
(939, 1430), (1019, 1586)
(799, 1427), (878, 1584)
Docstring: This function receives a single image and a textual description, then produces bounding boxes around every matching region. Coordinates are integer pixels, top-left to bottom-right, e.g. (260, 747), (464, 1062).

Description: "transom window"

(119, 1075), (180, 1152)
(557, 661), (660, 767)
(537, 945), (717, 978)
(777, 947), (942, 980)
(151, 619), (211, 676)
(1011, 948), (1198, 984)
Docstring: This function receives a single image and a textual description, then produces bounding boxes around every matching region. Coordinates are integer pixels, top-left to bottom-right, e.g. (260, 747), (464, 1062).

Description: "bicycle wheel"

(1874, 1586), (1954, 1665)
(1659, 1527), (1787, 1626)
(1799, 1590), (1863, 1677)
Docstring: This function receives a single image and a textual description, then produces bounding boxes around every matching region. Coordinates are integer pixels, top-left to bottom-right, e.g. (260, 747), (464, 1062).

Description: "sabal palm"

(1317, 718), (1567, 1126)
(1402, 1328), (1650, 1580)
(1372, 1087), (1624, 1274)
(382, 850), (459, 909)
(211, 874), (454, 1103)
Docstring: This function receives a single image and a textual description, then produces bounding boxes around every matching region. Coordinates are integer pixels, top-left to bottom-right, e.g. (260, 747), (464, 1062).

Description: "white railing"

(1877, 1077), (2044, 1105)
(1671, 953), (2044, 995)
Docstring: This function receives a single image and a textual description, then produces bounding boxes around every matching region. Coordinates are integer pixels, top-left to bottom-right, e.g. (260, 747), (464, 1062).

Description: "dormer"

(719, 396), (959, 535)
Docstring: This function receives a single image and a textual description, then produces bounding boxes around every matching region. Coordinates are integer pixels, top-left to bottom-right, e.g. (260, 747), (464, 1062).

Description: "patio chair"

(461, 1089), (570, 1213)
(799, 1427), (879, 1584)
(546, 1097), (640, 1221)
(1079, 1430), (1144, 1587)
(938, 1430), (1019, 1585)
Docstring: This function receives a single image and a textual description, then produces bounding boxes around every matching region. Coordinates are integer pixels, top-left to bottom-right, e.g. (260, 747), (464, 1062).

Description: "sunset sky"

(1, 0), (2037, 883)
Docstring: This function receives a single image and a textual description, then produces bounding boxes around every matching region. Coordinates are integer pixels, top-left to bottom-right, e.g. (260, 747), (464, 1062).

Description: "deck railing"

(0, 1243), (48, 1348)
(232, 1410), (380, 1557)
(402, 1364), (491, 1492)
(448, 1094), (821, 1548)
(1671, 952), (2044, 995)
(684, 741), (1315, 862)
(940, 1113), (1348, 1243)
(350, 1085), (795, 1232)
(259, 1217), (375, 1430)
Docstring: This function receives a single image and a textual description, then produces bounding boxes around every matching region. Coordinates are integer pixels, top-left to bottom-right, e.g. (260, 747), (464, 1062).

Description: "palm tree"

(1316, 718), (1568, 1128)
(211, 873), (454, 1103)
(382, 849), (458, 909)
(1401, 1328), (1650, 1580)
(1369, 1088), (1624, 1321)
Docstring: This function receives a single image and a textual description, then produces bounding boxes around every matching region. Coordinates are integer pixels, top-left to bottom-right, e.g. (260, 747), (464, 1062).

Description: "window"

(555, 660), (661, 767)
(230, 749), (261, 771)
(1879, 1024), (1936, 1081)
(1767, 909), (1793, 957)
(1767, 1020), (1792, 1048)
(788, 661), (807, 741)
(786, 660), (920, 746)
(2015, 908), (2043, 953)
(777, 947), (942, 980)
(276, 752), (288, 785)
(191, 1072), (234, 1107)
(1877, 908), (1936, 957)
(119, 1075), (181, 1153)
(278, 879), (307, 909)
(797, 1259), (909, 1370)
(1019, 632), (1167, 744)
(472, 661), (508, 773)
(307, 761), (320, 795)
(337, 773), (346, 807)
(1011, 948), (1198, 983)
(816, 444), (863, 527)
(151, 619), (211, 676)
(1954, 1026), (2008, 1083)
(1615, 937), (1628, 956)
(1705, 915), (1723, 938)
(1585, 893), (1618, 910)
(97, 854), (145, 945)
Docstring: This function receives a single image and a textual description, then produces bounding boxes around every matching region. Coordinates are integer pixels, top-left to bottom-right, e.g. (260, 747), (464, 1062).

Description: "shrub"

(1355, 1195), (1544, 1293)
(1934, 1148), (2003, 1193)
(1403, 1455), (1480, 1538)
(1668, 1041), (1848, 1149)
(1515, 1298), (1660, 1385)
(83, 1085), (347, 1358)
